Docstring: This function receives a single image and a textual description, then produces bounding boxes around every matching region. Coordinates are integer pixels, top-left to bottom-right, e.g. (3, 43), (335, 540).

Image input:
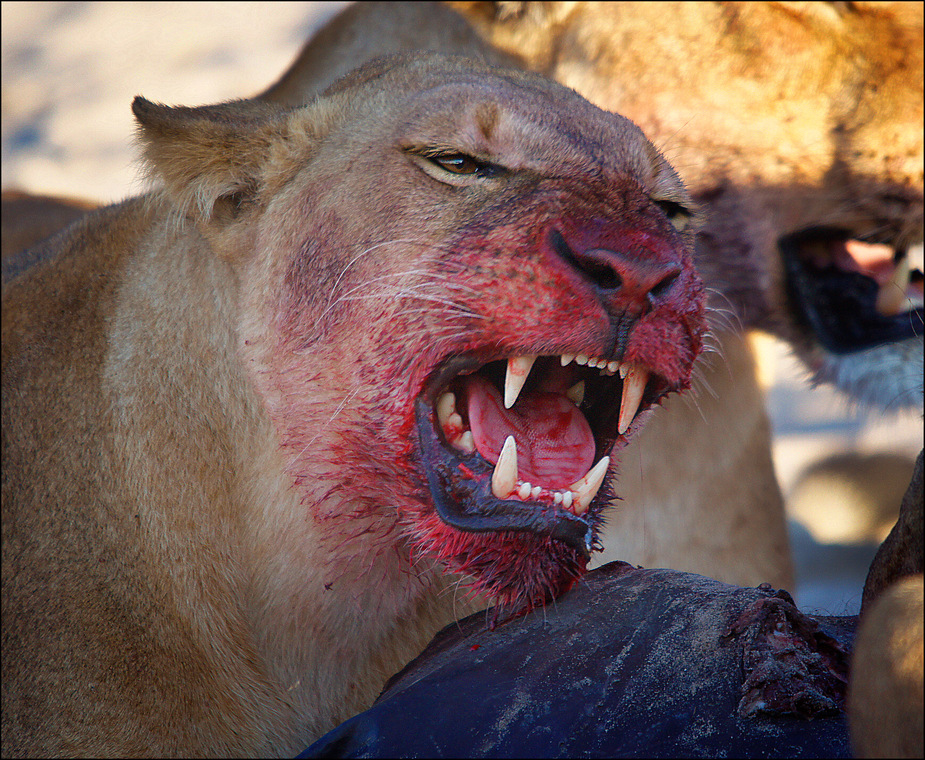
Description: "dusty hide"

(300, 563), (855, 758)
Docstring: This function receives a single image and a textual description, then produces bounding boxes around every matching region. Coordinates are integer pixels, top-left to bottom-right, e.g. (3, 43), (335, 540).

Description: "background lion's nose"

(550, 229), (682, 307)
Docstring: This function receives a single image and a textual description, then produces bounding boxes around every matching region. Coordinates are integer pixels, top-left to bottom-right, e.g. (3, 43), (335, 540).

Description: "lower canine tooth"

(491, 435), (518, 499)
(618, 364), (648, 435)
(568, 456), (610, 515)
(504, 355), (536, 409)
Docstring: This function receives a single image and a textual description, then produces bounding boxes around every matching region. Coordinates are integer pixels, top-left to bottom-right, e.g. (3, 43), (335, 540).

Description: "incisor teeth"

(504, 355), (536, 409)
(565, 380), (585, 406)
(456, 430), (475, 454)
(568, 456), (610, 515)
(436, 392), (455, 429)
(491, 435), (518, 499)
(875, 255), (911, 317)
(618, 364), (648, 435)
(518, 482), (533, 499)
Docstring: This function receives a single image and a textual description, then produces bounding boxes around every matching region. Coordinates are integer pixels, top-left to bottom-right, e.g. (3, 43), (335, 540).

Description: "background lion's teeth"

(560, 354), (575, 366)
(490, 434), (518, 498)
(575, 354), (589, 365)
(875, 254), (912, 316)
(504, 355), (536, 409)
(569, 456), (610, 514)
(618, 364), (648, 434)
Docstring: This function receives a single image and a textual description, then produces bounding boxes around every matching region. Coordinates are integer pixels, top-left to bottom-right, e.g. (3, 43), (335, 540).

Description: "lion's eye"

(427, 152), (502, 178)
(655, 199), (692, 232)
(432, 153), (481, 174)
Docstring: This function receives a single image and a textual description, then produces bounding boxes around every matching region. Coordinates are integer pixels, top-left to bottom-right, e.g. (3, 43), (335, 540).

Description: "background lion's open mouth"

(415, 352), (671, 555)
(781, 227), (924, 355)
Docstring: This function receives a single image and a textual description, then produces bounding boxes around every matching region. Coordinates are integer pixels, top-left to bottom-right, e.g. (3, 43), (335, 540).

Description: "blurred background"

(3, 1), (921, 615)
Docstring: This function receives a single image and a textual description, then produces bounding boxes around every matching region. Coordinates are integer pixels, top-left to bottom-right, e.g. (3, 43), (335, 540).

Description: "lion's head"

(136, 53), (706, 615)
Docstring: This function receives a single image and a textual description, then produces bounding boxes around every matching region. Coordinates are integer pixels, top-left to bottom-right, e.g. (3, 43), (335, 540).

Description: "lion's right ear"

(132, 96), (290, 224)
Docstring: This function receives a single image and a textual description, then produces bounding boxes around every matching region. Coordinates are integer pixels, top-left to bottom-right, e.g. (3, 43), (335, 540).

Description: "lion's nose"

(550, 229), (682, 308)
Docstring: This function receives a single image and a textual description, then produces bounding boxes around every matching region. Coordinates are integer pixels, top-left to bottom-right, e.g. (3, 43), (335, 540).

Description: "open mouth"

(414, 351), (671, 557)
(781, 226), (924, 355)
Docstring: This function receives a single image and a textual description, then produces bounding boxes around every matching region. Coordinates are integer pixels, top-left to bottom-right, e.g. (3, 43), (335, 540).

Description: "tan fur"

(2, 54), (701, 756)
(850, 574), (925, 758)
(1, 190), (97, 275)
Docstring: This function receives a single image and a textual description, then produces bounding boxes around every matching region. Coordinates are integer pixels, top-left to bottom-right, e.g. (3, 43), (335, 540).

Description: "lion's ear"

(132, 96), (288, 224)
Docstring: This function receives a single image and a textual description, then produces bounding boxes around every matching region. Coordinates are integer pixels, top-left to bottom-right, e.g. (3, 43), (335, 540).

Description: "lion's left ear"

(132, 96), (289, 225)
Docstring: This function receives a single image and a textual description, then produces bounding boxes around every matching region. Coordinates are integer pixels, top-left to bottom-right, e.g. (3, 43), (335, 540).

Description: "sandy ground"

(3, 1), (922, 616)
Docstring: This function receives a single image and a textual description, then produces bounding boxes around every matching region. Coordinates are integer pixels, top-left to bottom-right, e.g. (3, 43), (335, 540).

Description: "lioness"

(263, 0), (809, 589)
(2, 54), (706, 756)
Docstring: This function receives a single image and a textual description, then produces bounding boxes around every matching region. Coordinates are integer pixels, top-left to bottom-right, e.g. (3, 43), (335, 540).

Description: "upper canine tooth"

(504, 355), (536, 409)
(568, 456), (610, 514)
(618, 364), (648, 435)
(491, 435), (519, 498)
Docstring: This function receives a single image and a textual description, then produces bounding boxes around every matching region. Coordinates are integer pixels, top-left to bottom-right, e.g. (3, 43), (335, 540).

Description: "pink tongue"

(464, 374), (595, 489)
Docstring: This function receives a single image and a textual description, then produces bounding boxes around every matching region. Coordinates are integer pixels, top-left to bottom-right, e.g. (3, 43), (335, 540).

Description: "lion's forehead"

(372, 74), (659, 182)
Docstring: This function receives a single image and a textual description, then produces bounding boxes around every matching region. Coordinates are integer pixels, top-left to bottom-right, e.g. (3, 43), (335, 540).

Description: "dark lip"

(780, 226), (924, 355)
(411, 350), (674, 557)
(414, 397), (600, 557)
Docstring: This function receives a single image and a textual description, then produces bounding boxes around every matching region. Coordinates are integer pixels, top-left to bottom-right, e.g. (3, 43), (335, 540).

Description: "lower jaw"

(402, 504), (590, 619)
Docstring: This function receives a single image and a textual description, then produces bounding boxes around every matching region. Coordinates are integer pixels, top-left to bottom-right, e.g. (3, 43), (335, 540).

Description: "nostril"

(549, 228), (682, 304)
(549, 229), (623, 290)
(649, 270), (680, 301)
(574, 258), (623, 290)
